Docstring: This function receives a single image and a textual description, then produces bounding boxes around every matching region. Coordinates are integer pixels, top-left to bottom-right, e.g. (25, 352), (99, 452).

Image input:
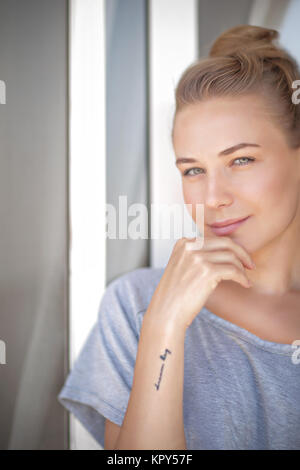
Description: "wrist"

(142, 306), (188, 336)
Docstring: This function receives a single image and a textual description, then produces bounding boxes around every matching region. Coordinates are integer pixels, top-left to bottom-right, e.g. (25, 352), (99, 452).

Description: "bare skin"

(173, 93), (300, 345)
(205, 281), (300, 344)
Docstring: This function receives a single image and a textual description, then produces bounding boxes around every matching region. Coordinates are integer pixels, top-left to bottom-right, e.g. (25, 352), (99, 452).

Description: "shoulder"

(98, 267), (165, 329)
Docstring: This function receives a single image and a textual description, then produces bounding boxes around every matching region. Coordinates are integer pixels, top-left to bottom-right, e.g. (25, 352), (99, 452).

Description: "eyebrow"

(175, 142), (261, 166)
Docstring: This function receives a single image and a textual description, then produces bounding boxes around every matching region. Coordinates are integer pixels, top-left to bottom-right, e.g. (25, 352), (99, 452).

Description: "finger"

(204, 250), (245, 273)
(203, 237), (254, 270)
(216, 263), (252, 288)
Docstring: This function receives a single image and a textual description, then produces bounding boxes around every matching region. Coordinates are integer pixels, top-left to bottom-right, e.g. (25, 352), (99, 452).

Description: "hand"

(146, 236), (255, 331)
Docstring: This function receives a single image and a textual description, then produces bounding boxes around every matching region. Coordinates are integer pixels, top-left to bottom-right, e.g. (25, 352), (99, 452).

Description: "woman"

(58, 25), (300, 450)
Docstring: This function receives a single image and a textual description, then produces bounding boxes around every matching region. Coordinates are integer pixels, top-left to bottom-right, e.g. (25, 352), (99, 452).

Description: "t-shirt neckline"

(198, 306), (298, 356)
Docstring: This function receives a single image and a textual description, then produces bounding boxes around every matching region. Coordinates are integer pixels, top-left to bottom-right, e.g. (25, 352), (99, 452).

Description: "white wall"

(149, 0), (199, 269)
(69, 0), (106, 450)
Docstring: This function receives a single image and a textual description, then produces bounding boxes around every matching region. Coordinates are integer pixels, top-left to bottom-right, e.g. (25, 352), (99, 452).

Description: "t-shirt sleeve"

(57, 272), (144, 449)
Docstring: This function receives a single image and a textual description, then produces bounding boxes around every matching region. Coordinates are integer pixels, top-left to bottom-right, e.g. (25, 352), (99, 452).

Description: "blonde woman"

(58, 25), (300, 450)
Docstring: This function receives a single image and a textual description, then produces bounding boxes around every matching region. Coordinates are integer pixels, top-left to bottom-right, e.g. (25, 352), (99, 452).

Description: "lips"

(208, 216), (251, 236)
(209, 216), (249, 228)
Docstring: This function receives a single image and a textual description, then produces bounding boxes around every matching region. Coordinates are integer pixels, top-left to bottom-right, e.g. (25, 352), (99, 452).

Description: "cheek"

(253, 164), (297, 208)
(249, 164), (300, 236)
(183, 183), (205, 204)
(183, 187), (196, 204)
(243, 171), (280, 207)
(182, 185), (204, 220)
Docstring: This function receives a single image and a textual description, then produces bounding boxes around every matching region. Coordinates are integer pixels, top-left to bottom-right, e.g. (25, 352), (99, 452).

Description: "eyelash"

(183, 157), (256, 177)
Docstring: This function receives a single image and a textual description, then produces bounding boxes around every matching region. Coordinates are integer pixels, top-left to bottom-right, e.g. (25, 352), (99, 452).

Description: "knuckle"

(192, 252), (203, 264)
(205, 261), (214, 276)
(209, 277), (219, 290)
(212, 269), (221, 281)
(204, 258), (212, 268)
(174, 237), (185, 250)
(209, 270), (222, 288)
(183, 238), (200, 253)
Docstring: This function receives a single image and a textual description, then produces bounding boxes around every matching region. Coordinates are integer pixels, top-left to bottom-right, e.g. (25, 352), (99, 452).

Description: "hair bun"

(209, 24), (279, 58)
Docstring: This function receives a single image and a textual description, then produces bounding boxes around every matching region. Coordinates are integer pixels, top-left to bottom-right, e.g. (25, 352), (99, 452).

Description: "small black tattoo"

(160, 348), (171, 361)
(154, 348), (172, 390)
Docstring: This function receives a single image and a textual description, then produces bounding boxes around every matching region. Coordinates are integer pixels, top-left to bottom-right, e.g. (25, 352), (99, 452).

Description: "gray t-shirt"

(57, 267), (300, 450)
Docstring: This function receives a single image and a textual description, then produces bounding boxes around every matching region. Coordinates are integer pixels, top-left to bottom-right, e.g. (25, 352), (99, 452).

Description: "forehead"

(172, 94), (278, 153)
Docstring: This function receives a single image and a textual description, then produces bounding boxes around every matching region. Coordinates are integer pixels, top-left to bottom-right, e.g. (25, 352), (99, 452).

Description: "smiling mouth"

(208, 216), (250, 228)
(208, 216), (251, 235)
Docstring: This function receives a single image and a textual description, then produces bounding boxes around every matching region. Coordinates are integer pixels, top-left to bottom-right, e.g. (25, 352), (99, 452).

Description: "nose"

(204, 170), (233, 209)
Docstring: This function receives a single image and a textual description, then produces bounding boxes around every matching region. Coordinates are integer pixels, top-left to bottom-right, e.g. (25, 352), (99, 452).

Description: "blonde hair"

(172, 25), (300, 148)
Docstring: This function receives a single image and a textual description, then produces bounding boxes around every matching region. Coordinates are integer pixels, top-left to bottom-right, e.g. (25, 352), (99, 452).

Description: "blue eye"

(183, 157), (255, 176)
(183, 167), (204, 176)
(233, 157), (255, 166)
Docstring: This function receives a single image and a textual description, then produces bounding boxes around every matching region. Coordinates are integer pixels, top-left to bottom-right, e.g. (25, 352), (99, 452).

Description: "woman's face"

(172, 94), (300, 252)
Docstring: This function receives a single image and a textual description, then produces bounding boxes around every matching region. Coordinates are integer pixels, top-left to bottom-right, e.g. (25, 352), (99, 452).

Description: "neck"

(247, 206), (300, 296)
